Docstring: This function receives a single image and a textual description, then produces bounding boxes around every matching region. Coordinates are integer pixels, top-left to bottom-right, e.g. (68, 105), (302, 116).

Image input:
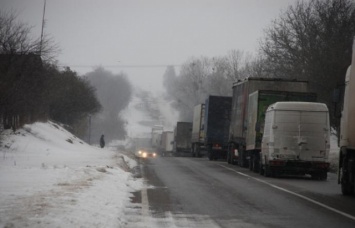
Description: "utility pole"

(39, 0), (47, 55)
(88, 115), (92, 145)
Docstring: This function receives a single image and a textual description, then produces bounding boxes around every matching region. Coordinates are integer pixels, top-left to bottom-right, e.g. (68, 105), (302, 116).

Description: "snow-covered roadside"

(328, 130), (340, 172)
(0, 121), (143, 228)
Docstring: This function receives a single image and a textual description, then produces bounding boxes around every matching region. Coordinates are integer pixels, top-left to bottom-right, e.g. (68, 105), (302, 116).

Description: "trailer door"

(298, 111), (330, 161)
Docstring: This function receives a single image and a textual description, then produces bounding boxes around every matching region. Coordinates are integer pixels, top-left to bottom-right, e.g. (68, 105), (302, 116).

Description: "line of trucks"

(166, 79), (329, 180)
(155, 37), (355, 195)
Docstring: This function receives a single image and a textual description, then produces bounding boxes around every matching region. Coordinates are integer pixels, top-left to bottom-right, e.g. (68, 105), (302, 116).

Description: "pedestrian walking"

(100, 134), (105, 148)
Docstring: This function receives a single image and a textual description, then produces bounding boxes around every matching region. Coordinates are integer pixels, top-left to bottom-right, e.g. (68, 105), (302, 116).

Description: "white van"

(260, 102), (330, 180)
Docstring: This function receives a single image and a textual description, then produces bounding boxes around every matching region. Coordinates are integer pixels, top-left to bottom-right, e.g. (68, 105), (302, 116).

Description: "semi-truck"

(192, 95), (232, 160)
(191, 104), (205, 157)
(173, 122), (192, 156)
(338, 37), (355, 195)
(151, 125), (163, 149)
(160, 131), (174, 156)
(260, 102), (330, 179)
(228, 78), (317, 168)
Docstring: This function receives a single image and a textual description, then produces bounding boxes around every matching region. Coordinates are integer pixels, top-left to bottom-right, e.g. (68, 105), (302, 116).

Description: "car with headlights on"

(135, 148), (157, 159)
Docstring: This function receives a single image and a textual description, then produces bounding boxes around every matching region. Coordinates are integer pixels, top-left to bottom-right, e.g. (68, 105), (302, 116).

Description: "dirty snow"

(0, 121), (143, 228)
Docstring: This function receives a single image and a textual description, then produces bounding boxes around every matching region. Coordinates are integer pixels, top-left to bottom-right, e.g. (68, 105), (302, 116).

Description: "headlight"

(153, 153), (156, 157)
(142, 152), (147, 158)
(138, 150), (142, 154)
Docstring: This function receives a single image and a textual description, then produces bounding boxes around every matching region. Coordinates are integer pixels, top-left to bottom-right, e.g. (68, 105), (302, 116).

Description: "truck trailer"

(160, 131), (174, 156)
(260, 102), (330, 179)
(338, 37), (355, 195)
(191, 104), (205, 157)
(151, 125), (163, 150)
(173, 122), (192, 156)
(228, 78), (316, 168)
(192, 95), (232, 160)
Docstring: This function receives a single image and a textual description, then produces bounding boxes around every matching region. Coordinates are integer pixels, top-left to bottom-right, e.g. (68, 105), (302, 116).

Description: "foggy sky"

(1, 0), (302, 93)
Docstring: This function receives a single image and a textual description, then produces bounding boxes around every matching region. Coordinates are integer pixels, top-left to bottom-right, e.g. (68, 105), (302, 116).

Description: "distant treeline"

(0, 10), (133, 143)
(163, 0), (355, 132)
(0, 54), (101, 134)
(84, 67), (132, 143)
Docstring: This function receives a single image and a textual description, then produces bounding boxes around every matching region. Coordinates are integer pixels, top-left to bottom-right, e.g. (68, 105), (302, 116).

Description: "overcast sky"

(2, 0), (301, 93)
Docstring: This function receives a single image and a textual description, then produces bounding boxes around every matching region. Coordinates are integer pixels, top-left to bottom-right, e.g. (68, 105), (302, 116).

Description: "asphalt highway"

(127, 156), (355, 228)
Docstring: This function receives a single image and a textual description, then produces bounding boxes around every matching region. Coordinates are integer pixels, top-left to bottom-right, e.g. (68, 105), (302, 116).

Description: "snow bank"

(329, 132), (340, 172)
(0, 121), (143, 228)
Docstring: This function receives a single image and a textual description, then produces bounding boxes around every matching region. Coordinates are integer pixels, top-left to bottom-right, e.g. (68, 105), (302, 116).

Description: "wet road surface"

(125, 156), (355, 228)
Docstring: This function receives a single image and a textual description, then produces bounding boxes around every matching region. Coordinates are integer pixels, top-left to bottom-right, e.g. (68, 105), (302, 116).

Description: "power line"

(59, 64), (182, 69)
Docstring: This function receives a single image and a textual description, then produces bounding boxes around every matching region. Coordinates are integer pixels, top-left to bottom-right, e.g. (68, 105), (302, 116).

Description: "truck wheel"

(231, 158), (237, 165)
(227, 152), (231, 164)
(229, 144), (236, 165)
(264, 165), (272, 177)
(253, 157), (259, 173)
(259, 163), (265, 176)
(311, 173), (320, 180)
(259, 156), (264, 175)
(341, 159), (354, 195)
(341, 182), (354, 195)
(249, 158), (253, 171)
(238, 159), (242, 167)
(319, 172), (327, 181)
(341, 173), (354, 195)
(238, 146), (246, 167)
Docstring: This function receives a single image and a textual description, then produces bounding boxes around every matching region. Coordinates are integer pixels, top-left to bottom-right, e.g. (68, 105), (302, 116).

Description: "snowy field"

(0, 121), (143, 228)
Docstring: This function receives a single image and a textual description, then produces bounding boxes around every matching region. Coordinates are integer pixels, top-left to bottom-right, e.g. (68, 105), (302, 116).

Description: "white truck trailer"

(160, 131), (174, 156)
(260, 102), (330, 180)
(151, 125), (163, 149)
(338, 37), (355, 195)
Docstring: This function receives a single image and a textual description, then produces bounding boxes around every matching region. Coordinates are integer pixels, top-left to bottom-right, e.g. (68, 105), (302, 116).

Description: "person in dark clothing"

(100, 134), (105, 148)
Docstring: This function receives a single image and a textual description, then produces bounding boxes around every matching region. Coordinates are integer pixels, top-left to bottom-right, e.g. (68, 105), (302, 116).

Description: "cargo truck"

(192, 96), (232, 160)
(228, 78), (316, 168)
(191, 104), (205, 157)
(151, 125), (163, 149)
(260, 102), (330, 179)
(160, 131), (174, 156)
(338, 37), (355, 195)
(173, 122), (192, 156)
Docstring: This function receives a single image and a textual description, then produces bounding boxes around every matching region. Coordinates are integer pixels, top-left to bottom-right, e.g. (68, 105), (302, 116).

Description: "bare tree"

(163, 51), (250, 120)
(242, 56), (272, 79)
(208, 50), (252, 95)
(0, 10), (59, 130)
(85, 67), (133, 142)
(169, 57), (212, 120)
(260, 0), (355, 130)
(225, 50), (245, 81)
(0, 10), (58, 61)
